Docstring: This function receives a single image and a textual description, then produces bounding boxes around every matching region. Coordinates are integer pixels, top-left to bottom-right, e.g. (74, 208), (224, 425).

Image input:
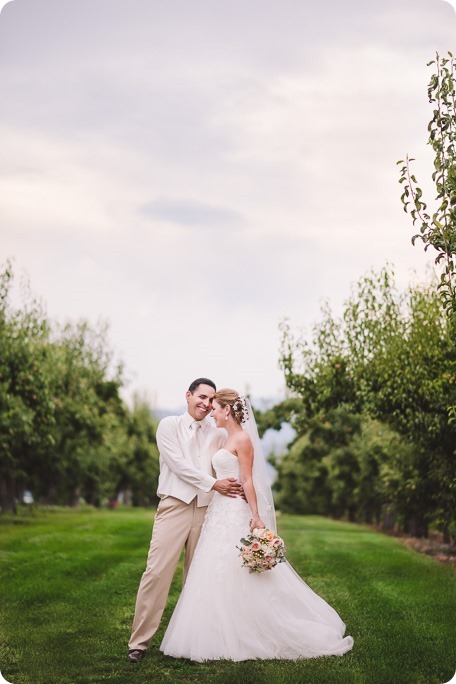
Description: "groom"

(128, 377), (242, 662)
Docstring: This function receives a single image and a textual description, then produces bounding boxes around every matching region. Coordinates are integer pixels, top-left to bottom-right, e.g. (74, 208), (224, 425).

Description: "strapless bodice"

(212, 448), (240, 479)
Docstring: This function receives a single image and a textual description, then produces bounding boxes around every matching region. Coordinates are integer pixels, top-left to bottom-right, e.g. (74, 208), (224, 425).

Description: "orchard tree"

(350, 418), (426, 534)
(0, 263), (55, 512)
(273, 431), (331, 516)
(105, 397), (160, 507)
(0, 261), (161, 512)
(41, 320), (125, 506)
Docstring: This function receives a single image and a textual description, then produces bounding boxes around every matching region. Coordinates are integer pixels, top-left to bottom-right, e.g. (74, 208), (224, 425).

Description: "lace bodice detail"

(189, 449), (250, 590)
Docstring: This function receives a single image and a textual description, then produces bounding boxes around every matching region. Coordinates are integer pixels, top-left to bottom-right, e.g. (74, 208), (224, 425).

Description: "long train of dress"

(160, 449), (354, 662)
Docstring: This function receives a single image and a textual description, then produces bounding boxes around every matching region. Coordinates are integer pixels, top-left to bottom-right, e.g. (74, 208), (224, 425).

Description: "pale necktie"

(191, 420), (203, 462)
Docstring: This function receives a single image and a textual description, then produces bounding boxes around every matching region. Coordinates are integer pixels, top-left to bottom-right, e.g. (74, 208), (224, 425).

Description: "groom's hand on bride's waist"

(212, 478), (243, 498)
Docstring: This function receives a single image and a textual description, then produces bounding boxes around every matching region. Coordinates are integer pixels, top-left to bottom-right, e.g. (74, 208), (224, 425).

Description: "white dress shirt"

(156, 412), (226, 507)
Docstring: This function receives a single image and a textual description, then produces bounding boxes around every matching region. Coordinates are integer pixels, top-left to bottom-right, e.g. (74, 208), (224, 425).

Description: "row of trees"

(0, 262), (160, 513)
(4, 255), (452, 540)
(260, 267), (455, 541)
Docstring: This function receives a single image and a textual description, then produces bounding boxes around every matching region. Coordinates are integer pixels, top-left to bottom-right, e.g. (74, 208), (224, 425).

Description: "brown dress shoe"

(128, 649), (145, 663)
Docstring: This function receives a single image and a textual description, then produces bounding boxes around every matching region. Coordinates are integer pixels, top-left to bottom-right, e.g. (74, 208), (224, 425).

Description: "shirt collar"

(183, 412), (194, 429)
(184, 412), (208, 431)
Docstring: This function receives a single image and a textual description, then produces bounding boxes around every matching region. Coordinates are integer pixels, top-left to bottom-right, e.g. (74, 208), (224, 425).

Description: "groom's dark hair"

(188, 377), (216, 394)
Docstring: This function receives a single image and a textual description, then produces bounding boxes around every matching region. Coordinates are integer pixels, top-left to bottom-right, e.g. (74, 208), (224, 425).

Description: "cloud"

(140, 197), (244, 227)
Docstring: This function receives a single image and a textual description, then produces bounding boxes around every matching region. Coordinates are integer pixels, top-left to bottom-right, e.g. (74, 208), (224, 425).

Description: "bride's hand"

(249, 516), (265, 533)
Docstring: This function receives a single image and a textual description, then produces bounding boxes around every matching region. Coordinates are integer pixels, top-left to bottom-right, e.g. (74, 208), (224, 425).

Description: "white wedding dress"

(160, 448), (354, 662)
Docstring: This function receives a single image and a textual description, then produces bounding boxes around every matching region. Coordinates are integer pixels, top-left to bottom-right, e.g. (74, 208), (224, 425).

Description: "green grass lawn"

(0, 507), (455, 684)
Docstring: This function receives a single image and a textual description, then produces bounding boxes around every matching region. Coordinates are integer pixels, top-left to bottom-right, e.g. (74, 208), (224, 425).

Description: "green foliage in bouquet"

(238, 528), (286, 573)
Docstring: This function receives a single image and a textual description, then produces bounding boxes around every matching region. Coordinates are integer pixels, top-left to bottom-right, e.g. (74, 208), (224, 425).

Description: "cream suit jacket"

(156, 412), (226, 507)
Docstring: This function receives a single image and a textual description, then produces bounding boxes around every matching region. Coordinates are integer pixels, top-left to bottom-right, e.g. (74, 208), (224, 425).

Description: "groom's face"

(186, 384), (216, 421)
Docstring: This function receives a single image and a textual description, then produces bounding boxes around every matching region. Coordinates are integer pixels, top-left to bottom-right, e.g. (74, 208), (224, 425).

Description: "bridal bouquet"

(238, 528), (286, 573)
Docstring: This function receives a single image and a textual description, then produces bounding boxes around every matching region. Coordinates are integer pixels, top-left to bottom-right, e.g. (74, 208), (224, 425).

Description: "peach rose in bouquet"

(237, 528), (286, 573)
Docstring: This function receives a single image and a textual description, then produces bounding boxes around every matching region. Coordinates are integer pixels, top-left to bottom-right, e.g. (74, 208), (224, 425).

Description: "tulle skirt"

(160, 493), (354, 662)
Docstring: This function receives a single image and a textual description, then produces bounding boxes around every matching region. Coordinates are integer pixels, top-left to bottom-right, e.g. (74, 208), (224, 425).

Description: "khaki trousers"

(128, 496), (207, 651)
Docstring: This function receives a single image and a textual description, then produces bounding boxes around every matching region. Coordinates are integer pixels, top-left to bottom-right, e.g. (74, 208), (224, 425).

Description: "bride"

(160, 388), (354, 662)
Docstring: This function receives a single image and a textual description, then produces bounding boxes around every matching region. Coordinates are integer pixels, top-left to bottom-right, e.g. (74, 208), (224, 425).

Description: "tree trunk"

(364, 509), (373, 525)
(406, 513), (428, 538)
(442, 523), (451, 545)
(0, 477), (17, 513)
(68, 486), (81, 508)
(381, 505), (396, 531)
(43, 484), (58, 505)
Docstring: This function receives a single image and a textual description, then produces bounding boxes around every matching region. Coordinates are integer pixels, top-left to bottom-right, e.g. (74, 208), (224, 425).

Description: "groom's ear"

(185, 390), (191, 403)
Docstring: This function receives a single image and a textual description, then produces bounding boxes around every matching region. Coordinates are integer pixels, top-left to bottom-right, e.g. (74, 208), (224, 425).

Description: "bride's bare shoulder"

(235, 430), (253, 453)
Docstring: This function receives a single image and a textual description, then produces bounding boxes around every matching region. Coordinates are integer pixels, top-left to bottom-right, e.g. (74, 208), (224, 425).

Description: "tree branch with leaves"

(398, 51), (456, 337)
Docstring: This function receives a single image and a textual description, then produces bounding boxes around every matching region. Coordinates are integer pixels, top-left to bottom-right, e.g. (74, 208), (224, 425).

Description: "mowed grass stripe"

(1, 508), (454, 684)
(274, 516), (455, 683)
(1, 508), (153, 684)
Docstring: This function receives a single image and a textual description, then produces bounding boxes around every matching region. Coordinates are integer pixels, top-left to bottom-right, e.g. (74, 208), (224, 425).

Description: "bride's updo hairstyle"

(214, 388), (248, 425)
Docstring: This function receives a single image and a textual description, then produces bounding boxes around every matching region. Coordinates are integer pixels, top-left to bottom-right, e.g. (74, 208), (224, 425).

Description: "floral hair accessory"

(232, 395), (249, 424)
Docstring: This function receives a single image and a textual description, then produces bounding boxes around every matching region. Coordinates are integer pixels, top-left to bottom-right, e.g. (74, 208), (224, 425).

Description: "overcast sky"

(1, 0), (454, 409)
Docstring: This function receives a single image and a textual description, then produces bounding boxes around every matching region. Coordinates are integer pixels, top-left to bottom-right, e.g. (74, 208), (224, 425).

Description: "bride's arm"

(237, 434), (266, 532)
